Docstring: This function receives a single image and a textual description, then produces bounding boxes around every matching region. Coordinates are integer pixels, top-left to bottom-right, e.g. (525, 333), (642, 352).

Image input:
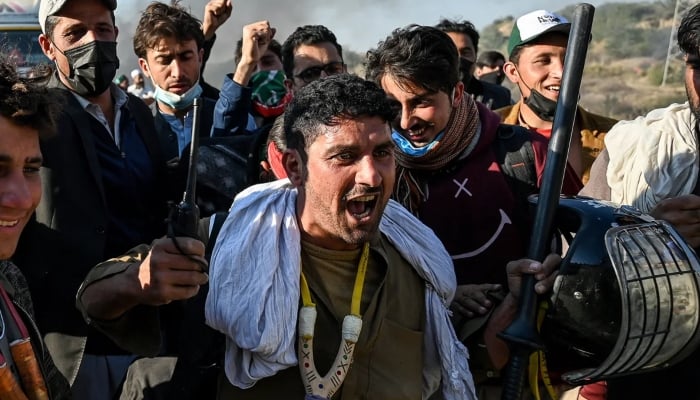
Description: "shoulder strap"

(494, 124), (538, 199)
(494, 124), (538, 239)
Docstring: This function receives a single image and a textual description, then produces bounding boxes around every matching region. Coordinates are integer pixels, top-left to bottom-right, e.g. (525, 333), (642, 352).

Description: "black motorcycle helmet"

(536, 196), (700, 385)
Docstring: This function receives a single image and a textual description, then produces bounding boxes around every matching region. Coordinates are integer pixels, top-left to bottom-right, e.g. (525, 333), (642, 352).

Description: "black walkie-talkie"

(169, 97), (202, 239)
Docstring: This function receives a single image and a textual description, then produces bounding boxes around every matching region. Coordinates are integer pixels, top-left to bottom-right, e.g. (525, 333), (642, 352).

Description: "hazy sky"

(114, 0), (653, 79)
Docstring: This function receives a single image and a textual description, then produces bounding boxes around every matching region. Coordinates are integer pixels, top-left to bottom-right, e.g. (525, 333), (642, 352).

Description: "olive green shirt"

(216, 233), (426, 400)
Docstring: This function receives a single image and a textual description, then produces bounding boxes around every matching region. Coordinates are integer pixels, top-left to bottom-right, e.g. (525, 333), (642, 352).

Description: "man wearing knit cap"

(496, 9), (617, 186)
(14, 1), (209, 399)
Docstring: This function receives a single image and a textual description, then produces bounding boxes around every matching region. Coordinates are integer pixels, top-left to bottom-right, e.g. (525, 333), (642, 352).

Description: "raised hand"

(202, 0), (233, 41)
(234, 20), (277, 85)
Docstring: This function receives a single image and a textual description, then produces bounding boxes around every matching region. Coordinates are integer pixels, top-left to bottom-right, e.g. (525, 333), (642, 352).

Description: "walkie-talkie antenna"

(171, 96), (202, 238)
(183, 97), (202, 206)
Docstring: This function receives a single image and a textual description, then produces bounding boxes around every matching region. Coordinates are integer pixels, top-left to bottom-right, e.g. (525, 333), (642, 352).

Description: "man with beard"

(578, 4), (700, 399)
(435, 18), (512, 110)
(365, 24), (581, 399)
(208, 72), (474, 399)
(12, 0), (209, 399)
(496, 9), (617, 185)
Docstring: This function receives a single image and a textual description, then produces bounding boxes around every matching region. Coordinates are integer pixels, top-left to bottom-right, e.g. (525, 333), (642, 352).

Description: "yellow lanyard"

(298, 242), (371, 399)
(300, 242), (370, 317)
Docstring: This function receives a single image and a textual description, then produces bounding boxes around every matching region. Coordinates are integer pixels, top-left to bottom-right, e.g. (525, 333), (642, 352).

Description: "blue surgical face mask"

(151, 77), (203, 110)
(392, 129), (445, 157)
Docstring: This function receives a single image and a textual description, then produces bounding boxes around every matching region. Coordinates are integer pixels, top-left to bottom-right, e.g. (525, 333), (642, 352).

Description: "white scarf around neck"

(204, 179), (476, 399)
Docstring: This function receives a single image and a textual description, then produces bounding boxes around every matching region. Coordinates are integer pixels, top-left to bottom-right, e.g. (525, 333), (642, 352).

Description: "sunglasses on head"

(295, 61), (346, 84)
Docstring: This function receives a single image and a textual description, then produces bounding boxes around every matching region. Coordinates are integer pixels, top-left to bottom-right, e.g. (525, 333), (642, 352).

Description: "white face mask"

(151, 76), (203, 110)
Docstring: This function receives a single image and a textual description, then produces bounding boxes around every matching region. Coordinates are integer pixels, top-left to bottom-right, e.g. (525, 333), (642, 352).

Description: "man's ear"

(283, 149), (305, 186)
(138, 59), (151, 79)
(503, 61), (519, 84)
(453, 81), (464, 105)
(38, 34), (55, 61)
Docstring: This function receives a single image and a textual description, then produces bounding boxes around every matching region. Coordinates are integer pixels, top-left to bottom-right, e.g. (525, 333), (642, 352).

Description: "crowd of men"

(1, 0), (700, 399)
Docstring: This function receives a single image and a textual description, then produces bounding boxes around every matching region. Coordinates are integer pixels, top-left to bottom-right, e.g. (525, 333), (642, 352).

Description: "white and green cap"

(507, 10), (570, 57)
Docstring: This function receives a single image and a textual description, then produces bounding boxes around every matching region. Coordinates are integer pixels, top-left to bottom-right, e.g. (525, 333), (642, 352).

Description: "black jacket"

(13, 75), (169, 385)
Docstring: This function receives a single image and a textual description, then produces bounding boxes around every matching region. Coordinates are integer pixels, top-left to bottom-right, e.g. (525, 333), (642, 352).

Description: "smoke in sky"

(114, 0), (652, 87)
(115, 0), (402, 84)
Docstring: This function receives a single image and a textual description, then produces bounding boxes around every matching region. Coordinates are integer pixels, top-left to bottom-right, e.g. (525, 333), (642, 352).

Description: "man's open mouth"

(346, 195), (379, 219)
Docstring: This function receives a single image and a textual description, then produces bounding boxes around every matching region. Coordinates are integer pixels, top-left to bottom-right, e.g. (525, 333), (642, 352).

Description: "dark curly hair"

(679, 4), (700, 56)
(477, 50), (506, 68)
(0, 55), (59, 138)
(283, 74), (396, 164)
(133, 1), (205, 60)
(365, 25), (459, 96)
(434, 18), (480, 55)
(281, 25), (343, 80)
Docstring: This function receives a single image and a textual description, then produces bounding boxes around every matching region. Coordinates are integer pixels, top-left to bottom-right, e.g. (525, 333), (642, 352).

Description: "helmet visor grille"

(563, 221), (700, 384)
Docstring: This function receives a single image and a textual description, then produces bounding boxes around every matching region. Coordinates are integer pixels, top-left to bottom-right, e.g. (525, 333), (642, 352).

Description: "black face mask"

(458, 57), (475, 88)
(524, 89), (558, 122)
(55, 40), (119, 97)
(479, 70), (505, 85)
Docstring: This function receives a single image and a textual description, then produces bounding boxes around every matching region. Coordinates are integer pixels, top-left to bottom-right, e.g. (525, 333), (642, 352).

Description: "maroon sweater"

(414, 104), (581, 286)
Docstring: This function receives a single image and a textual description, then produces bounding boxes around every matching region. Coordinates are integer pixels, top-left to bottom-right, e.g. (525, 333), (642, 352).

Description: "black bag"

(177, 130), (268, 216)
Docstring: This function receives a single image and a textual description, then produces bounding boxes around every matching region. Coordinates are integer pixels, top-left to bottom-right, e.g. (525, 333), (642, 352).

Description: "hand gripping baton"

(497, 4), (596, 399)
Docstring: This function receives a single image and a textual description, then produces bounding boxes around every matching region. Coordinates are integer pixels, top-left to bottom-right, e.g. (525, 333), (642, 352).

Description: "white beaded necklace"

(297, 242), (370, 399)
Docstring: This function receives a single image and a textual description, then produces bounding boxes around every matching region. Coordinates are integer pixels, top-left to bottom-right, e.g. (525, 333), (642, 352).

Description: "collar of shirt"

(72, 84), (128, 148)
(160, 108), (194, 156)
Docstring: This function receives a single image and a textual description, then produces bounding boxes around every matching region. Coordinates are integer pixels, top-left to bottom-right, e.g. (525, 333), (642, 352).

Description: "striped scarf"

(394, 93), (480, 214)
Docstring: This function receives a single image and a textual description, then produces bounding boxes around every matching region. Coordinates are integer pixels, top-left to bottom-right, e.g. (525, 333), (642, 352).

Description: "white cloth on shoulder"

(606, 102), (699, 212)
(205, 179), (476, 399)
